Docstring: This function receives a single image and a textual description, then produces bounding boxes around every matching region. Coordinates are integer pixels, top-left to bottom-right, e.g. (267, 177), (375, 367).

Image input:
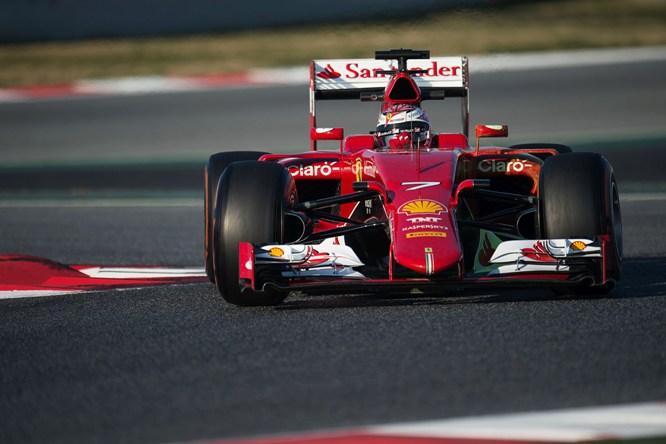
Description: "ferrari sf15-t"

(204, 49), (622, 306)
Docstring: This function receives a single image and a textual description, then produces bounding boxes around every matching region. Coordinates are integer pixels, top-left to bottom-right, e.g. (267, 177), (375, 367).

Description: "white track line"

(0, 290), (85, 300)
(209, 401), (666, 443)
(77, 267), (206, 279)
(2, 47), (665, 103)
(367, 401), (666, 442)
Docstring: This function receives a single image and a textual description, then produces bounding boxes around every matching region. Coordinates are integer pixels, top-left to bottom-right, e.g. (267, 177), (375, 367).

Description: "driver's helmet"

(375, 105), (431, 150)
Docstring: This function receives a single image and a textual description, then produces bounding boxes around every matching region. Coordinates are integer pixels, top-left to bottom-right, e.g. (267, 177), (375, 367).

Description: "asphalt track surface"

(1, 59), (665, 443)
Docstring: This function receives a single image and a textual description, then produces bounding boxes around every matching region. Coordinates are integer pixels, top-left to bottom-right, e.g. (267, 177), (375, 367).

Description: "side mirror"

(310, 127), (344, 152)
(475, 124), (508, 139)
(310, 127), (344, 141)
(475, 124), (508, 154)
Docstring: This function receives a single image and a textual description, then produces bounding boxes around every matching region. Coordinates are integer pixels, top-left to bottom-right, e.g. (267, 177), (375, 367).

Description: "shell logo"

(399, 200), (447, 215)
(354, 158), (363, 182)
(268, 247), (285, 257)
(570, 241), (587, 251)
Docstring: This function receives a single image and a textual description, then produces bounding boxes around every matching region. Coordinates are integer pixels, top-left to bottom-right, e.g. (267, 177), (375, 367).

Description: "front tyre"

(212, 161), (295, 306)
(539, 152), (622, 294)
(205, 151), (268, 282)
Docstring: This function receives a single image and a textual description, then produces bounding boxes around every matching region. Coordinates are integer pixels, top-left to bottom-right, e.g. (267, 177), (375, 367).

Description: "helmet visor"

(376, 121), (430, 148)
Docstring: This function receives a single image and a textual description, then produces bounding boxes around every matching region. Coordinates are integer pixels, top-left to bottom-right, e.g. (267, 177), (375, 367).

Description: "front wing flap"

(488, 238), (601, 275)
(239, 237), (366, 291)
(256, 238), (366, 279)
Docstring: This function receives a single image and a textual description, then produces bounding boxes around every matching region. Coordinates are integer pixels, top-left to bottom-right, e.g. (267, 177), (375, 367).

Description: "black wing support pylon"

(375, 49), (430, 74)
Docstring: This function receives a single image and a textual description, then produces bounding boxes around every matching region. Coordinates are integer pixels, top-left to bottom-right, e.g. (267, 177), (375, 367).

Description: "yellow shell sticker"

(268, 247), (285, 257)
(399, 200), (447, 215)
(570, 241), (587, 251)
(407, 232), (447, 238)
(355, 158), (363, 182)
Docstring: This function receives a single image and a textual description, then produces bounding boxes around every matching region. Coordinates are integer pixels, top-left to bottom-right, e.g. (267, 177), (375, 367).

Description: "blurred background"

(1, 0), (508, 43)
(1, 5), (665, 443)
(1, 0), (665, 86)
(0, 0), (664, 191)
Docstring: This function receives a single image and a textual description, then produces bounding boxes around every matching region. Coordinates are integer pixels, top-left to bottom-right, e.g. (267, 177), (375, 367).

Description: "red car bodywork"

(214, 50), (619, 298)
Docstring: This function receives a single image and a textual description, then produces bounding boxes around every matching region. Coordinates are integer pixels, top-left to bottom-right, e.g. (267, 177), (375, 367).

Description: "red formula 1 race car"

(204, 49), (622, 306)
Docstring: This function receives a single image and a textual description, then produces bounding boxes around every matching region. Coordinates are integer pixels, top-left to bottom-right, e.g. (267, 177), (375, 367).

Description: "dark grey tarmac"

(0, 59), (665, 444)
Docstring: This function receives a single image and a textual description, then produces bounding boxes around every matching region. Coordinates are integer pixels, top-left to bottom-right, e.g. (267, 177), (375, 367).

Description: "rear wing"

(309, 55), (470, 148)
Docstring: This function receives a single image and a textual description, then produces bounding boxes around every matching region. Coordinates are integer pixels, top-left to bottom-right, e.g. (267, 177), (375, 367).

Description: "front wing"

(238, 237), (612, 295)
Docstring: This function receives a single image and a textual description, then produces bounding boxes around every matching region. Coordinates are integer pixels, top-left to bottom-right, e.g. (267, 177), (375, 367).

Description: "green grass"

(0, 0), (665, 87)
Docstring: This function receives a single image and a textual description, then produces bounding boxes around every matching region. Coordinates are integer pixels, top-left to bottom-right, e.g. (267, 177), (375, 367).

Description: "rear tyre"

(212, 161), (295, 306)
(539, 152), (622, 295)
(205, 151), (268, 282)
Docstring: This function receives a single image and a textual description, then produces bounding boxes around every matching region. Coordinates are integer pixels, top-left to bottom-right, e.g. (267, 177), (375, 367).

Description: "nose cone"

(392, 203), (462, 275)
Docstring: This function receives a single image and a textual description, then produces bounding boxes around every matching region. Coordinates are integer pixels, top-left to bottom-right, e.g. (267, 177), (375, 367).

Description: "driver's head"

(375, 105), (431, 150)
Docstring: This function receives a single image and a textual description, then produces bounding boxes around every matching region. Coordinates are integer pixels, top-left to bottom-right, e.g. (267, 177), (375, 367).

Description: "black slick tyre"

(539, 152), (623, 294)
(212, 161), (295, 306)
(204, 151), (268, 282)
